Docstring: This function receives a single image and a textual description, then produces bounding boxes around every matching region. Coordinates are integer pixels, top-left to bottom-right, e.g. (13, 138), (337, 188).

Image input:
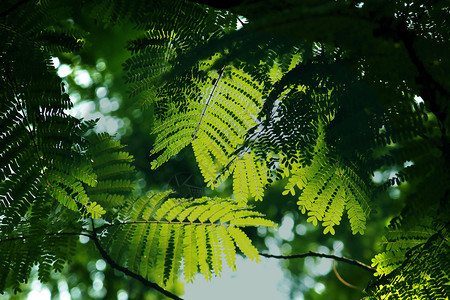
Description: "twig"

(0, 0), (32, 17)
(237, 17), (246, 27)
(90, 220), (184, 300)
(399, 28), (449, 124)
(331, 242), (364, 289)
(332, 260), (363, 290)
(259, 251), (376, 273)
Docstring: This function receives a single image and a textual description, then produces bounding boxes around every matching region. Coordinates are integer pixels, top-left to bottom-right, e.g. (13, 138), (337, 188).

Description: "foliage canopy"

(0, 0), (449, 299)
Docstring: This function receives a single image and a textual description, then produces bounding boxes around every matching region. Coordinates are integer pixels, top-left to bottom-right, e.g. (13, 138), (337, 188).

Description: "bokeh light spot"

(79, 235), (89, 244)
(389, 188), (401, 199)
(51, 57), (60, 69)
(71, 287), (81, 298)
(74, 70), (93, 88)
(96, 87), (108, 98)
(57, 64), (72, 77)
(117, 290), (128, 300)
(96, 259), (106, 271)
(279, 214), (294, 241)
(295, 224), (307, 236)
(314, 282), (325, 294)
(96, 59), (106, 72)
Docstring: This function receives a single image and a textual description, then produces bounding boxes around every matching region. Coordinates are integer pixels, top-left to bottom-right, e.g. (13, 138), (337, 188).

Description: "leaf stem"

(192, 65), (226, 140)
(95, 219), (234, 232)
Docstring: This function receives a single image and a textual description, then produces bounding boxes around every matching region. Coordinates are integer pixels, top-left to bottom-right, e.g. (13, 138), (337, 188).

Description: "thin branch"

(332, 260), (363, 290)
(259, 251), (376, 273)
(399, 30), (449, 171)
(0, 0), (32, 18)
(237, 17), (246, 27)
(399, 29), (449, 124)
(329, 242), (363, 289)
(90, 220), (184, 300)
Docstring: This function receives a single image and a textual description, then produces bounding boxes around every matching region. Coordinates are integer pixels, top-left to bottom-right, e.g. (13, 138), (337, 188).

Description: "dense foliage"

(1, 0), (448, 299)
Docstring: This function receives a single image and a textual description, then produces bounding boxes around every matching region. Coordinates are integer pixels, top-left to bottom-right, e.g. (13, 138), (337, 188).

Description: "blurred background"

(0, 9), (406, 300)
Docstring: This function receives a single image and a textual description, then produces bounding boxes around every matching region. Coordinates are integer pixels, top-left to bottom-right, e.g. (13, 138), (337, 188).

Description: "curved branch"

(90, 220), (184, 300)
(259, 251), (376, 273)
(0, 0), (32, 17)
(399, 27), (449, 125)
(332, 260), (363, 290)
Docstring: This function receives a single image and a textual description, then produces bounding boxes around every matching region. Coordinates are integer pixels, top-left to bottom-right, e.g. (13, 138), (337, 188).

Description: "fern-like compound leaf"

(0, 1), (119, 221)
(148, 61), (268, 202)
(101, 192), (275, 286)
(85, 134), (135, 217)
(0, 193), (82, 293)
(283, 132), (371, 235)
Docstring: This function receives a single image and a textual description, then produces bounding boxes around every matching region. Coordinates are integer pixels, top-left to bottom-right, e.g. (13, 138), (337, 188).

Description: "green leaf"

(101, 193), (273, 286)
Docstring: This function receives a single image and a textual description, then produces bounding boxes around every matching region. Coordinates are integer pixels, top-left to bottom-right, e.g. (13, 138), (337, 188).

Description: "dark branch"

(399, 29), (449, 124)
(395, 26), (450, 170)
(259, 251), (376, 273)
(0, 0), (33, 17)
(90, 220), (183, 300)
